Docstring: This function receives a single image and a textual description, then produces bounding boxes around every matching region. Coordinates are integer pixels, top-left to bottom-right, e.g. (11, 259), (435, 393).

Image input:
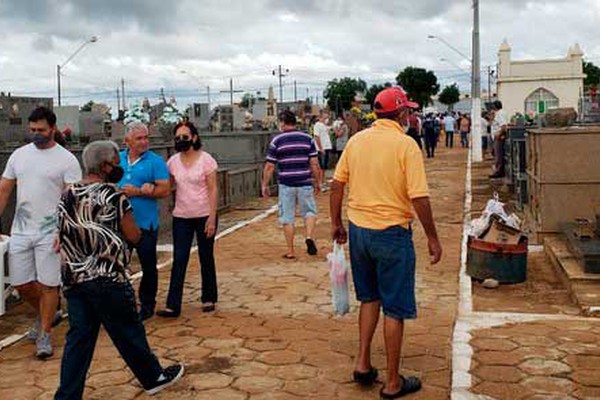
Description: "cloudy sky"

(1, 0), (599, 112)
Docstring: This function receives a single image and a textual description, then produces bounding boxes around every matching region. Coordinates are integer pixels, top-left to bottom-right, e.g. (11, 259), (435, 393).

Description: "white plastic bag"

(327, 242), (350, 316)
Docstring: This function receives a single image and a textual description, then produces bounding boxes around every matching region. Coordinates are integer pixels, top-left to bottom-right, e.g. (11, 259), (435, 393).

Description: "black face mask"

(106, 165), (124, 184)
(174, 139), (192, 152)
(30, 133), (52, 147)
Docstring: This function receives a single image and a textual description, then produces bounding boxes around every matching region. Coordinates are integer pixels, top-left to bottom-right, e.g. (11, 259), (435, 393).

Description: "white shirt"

(492, 109), (508, 136)
(314, 121), (332, 151)
(3, 143), (82, 235)
(444, 116), (456, 132)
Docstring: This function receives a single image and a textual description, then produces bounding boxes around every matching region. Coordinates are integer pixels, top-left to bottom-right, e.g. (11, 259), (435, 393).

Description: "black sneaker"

(145, 364), (185, 395)
(140, 308), (154, 321)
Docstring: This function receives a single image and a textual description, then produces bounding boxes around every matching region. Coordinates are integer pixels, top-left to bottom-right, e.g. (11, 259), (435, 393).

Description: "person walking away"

(459, 113), (471, 148)
(118, 122), (170, 321)
(157, 122), (219, 317)
(490, 101), (508, 178)
(334, 113), (350, 164)
(444, 113), (456, 148)
(54, 141), (183, 399)
(330, 87), (442, 399)
(313, 111), (332, 191)
(422, 113), (437, 158)
(407, 110), (422, 148)
(0, 107), (82, 359)
(262, 110), (321, 259)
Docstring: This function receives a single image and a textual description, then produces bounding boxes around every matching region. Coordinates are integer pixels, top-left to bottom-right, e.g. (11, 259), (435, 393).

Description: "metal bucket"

(466, 236), (528, 283)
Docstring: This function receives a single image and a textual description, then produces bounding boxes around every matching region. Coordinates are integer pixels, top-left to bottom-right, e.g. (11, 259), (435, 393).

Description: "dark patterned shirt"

(57, 182), (132, 290)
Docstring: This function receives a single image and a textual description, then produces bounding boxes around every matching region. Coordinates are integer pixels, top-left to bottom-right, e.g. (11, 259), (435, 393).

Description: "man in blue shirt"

(119, 122), (170, 320)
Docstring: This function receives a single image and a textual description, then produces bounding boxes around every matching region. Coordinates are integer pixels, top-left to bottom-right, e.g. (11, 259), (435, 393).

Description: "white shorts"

(8, 233), (61, 287)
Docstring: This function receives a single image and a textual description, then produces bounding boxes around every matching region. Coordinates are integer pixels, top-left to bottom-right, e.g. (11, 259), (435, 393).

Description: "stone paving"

(0, 146), (466, 400)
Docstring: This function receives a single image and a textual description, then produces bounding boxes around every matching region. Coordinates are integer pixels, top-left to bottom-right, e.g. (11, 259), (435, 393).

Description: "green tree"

(80, 100), (94, 112)
(583, 60), (600, 88)
(395, 67), (440, 108)
(365, 83), (392, 107)
(323, 77), (367, 113)
(438, 84), (461, 111)
(240, 93), (256, 109)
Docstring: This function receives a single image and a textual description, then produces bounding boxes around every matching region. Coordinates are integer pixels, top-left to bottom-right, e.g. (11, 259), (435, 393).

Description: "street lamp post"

(471, 0), (483, 162)
(272, 65), (289, 105)
(57, 36), (98, 106)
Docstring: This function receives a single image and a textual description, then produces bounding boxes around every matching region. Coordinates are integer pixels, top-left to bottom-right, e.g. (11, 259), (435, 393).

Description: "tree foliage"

(395, 67), (440, 108)
(583, 60), (600, 88)
(323, 77), (367, 113)
(240, 93), (256, 109)
(438, 84), (461, 107)
(365, 83), (392, 107)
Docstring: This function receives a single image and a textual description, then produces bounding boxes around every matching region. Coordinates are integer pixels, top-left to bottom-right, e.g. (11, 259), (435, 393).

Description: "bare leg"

(355, 301), (381, 372)
(16, 282), (42, 312)
(382, 316), (405, 394)
(282, 224), (295, 257)
(39, 285), (59, 333)
(304, 216), (317, 240)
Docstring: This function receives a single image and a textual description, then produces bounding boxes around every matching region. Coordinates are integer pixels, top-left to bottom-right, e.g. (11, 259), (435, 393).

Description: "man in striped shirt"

(262, 110), (322, 259)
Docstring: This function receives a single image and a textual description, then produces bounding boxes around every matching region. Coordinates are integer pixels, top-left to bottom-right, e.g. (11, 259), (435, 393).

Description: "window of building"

(525, 88), (559, 115)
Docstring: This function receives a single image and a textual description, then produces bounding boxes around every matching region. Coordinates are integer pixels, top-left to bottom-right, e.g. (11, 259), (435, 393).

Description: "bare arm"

(0, 178), (16, 217)
(120, 210), (141, 245)
(314, 136), (323, 153)
(261, 162), (276, 197)
(205, 171), (218, 237)
(137, 179), (170, 199)
(411, 196), (442, 264)
(310, 157), (322, 194)
(330, 179), (347, 243)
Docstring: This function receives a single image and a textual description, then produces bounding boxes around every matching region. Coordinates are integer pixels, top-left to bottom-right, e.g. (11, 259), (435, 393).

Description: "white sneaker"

(35, 331), (53, 359)
(27, 317), (41, 341)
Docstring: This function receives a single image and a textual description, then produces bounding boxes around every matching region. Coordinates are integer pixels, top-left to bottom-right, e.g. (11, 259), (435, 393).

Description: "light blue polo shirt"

(118, 150), (169, 230)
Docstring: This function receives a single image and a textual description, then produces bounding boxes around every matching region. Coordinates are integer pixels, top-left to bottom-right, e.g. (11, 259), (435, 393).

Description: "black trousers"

(135, 229), (158, 314)
(424, 131), (436, 158)
(55, 281), (162, 400)
(166, 216), (218, 313)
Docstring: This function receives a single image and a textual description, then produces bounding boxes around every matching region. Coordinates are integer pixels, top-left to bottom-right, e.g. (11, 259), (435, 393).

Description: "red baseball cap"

(373, 87), (419, 114)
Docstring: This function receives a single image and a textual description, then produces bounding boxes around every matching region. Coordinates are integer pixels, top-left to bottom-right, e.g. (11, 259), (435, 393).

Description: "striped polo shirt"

(266, 130), (318, 187)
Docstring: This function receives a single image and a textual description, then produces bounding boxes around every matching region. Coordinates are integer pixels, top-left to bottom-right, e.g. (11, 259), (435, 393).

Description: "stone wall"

(0, 132), (276, 234)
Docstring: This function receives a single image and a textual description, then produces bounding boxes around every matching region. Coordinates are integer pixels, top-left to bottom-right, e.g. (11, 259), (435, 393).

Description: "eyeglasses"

(174, 135), (191, 142)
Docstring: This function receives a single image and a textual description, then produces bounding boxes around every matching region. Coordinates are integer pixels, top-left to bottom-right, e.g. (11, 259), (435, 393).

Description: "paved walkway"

(0, 146), (466, 400)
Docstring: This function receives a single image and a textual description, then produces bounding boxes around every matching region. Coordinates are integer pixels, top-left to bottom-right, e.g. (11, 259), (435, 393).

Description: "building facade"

(496, 40), (585, 118)
(0, 94), (53, 143)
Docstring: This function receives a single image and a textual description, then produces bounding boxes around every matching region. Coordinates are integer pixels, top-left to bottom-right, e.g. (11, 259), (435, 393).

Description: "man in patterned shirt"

(261, 110), (322, 259)
(54, 141), (184, 399)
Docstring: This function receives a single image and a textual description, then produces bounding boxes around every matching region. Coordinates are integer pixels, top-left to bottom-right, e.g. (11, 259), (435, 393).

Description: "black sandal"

(202, 304), (216, 313)
(353, 367), (378, 386)
(380, 376), (422, 399)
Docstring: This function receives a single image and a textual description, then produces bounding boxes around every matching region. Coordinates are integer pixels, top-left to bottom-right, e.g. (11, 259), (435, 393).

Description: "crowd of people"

(0, 88), (508, 399)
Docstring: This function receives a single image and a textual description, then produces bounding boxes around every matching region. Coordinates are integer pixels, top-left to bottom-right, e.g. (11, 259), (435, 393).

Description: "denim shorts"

(349, 222), (416, 320)
(278, 184), (318, 225)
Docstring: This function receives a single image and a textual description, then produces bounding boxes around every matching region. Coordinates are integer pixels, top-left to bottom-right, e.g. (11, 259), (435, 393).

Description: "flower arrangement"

(124, 102), (150, 125)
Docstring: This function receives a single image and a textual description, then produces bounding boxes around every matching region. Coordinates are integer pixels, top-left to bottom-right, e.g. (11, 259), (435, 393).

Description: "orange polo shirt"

(334, 119), (429, 230)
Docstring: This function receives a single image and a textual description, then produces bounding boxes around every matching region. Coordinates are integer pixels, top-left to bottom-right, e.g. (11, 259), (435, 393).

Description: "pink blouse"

(167, 151), (218, 218)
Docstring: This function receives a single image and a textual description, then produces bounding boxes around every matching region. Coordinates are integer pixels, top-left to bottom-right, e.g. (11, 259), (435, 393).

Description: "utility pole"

(57, 66), (62, 106)
(487, 65), (492, 106)
(207, 86), (211, 109)
(294, 80), (297, 103)
(471, 0), (483, 162)
(116, 88), (121, 111)
(272, 65), (289, 105)
(220, 78), (243, 105)
(121, 78), (127, 110)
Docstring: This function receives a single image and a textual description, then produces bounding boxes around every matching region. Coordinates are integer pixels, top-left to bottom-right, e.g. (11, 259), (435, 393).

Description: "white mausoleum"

(496, 40), (585, 117)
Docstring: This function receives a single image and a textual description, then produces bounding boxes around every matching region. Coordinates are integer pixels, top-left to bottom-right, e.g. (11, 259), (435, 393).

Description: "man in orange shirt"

(330, 87), (442, 399)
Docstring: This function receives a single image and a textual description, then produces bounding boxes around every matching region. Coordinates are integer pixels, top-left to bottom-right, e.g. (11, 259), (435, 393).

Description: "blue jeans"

(349, 222), (417, 320)
(134, 228), (158, 314)
(278, 184), (318, 225)
(55, 280), (162, 399)
(166, 216), (218, 313)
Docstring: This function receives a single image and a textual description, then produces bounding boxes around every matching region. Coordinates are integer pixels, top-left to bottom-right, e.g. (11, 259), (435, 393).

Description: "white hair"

(82, 140), (119, 175)
(125, 121), (149, 137)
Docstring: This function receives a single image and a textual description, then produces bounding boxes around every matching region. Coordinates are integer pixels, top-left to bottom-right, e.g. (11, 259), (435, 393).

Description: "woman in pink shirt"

(157, 122), (219, 317)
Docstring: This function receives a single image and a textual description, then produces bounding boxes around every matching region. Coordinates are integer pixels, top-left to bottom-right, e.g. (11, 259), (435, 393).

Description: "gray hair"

(125, 121), (149, 137)
(82, 140), (120, 175)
